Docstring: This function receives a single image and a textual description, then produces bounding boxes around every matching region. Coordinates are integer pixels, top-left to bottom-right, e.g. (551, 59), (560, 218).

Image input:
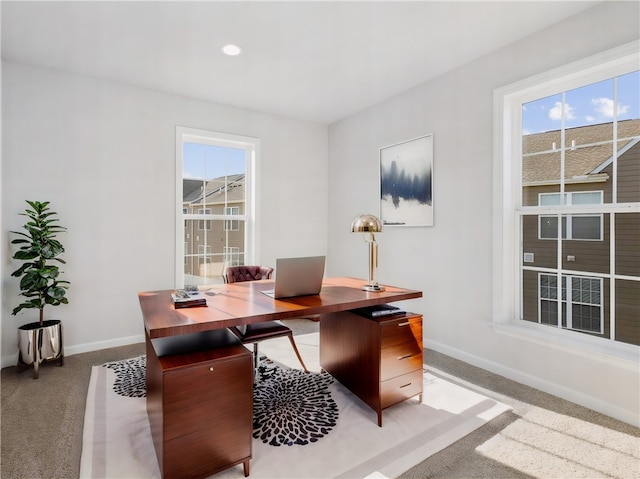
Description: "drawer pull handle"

(399, 382), (412, 389)
(398, 322), (410, 327)
(398, 354), (413, 360)
(209, 367), (214, 371)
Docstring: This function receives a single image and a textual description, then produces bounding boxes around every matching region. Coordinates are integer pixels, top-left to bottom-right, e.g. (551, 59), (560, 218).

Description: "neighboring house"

(521, 119), (639, 345)
(182, 174), (246, 282)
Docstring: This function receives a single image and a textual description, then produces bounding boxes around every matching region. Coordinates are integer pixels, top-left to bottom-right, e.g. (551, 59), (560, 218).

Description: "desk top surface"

(139, 277), (422, 339)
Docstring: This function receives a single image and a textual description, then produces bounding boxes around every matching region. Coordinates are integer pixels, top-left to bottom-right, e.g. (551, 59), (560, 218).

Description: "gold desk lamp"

(351, 214), (385, 292)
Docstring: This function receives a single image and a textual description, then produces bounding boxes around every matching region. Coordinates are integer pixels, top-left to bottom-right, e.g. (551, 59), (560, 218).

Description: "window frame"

(492, 41), (640, 363)
(175, 127), (260, 288)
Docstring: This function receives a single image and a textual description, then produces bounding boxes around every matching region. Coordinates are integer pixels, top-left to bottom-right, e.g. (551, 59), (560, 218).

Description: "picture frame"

(379, 133), (433, 227)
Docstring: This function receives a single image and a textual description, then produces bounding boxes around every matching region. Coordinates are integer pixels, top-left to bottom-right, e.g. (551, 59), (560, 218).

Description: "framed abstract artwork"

(379, 134), (433, 227)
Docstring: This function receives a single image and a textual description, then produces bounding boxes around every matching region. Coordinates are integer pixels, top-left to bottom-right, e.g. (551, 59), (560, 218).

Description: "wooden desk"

(139, 277), (422, 479)
(140, 277), (422, 339)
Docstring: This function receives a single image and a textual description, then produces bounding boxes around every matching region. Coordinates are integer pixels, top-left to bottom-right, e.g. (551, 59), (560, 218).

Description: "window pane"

(539, 193), (562, 206)
(522, 94), (563, 206)
(539, 216), (558, 239)
(523, 214), (557, 267)
(565, 79), (614, 147)
(562, 214), (610, 273)
(615, 212), (640, 277)
(538, 215), (572, 240)
(571, 215), (601, 240)
(618, 71), (640, 124)
(540, 300), (557, 325)
(541, 274), (558, 299)
(522, 94), (563, 137)
(183, 219), (246, 285)
(615, 279), (640, 346)
(569, 276), (602, 334)
(616, 72), (640, 203)
(571, 191), (601, 205)
(572, 304), (601, 333)
(522, 152), (562, 206)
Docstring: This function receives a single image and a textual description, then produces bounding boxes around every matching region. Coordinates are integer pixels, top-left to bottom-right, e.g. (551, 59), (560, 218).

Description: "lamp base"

(361, 284), (386, 292)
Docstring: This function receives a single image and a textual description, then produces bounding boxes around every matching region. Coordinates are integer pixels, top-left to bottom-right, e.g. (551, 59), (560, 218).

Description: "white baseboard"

(1, 334), (145, 370)
(424, 338), (639, 428)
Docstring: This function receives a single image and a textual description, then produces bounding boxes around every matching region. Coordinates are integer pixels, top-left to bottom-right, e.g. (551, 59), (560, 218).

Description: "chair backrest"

(224, 265), (274, 284)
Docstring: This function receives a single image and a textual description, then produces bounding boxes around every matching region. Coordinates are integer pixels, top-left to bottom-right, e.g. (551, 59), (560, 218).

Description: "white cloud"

(549, 101), (576, 121)
(591, 97), (630, 118)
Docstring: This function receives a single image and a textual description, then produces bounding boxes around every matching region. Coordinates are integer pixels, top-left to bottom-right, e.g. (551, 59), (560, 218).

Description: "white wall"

(328, 1), (640, 425)
(1, 61), (328, 365)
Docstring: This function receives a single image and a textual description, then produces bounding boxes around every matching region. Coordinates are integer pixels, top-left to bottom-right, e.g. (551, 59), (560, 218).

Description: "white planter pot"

(18, 319), (64, 379)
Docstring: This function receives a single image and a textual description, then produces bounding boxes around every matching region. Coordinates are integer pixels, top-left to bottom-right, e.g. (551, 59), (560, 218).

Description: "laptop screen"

(262, 256), (326, 299)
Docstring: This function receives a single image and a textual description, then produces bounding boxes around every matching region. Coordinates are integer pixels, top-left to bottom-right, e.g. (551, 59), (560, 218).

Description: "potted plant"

(11, 200), (69, 378)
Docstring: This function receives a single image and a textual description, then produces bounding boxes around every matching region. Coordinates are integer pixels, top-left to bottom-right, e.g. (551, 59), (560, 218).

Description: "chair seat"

(237, 321), (292, 342)
(224, 265), (307, 372)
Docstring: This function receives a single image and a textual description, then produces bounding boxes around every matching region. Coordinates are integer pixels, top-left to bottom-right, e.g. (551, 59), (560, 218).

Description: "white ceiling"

(1, 1), (600, 124)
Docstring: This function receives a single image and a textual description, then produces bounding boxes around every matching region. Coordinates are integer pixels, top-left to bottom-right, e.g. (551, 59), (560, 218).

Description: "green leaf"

(13, 250), (38, 261)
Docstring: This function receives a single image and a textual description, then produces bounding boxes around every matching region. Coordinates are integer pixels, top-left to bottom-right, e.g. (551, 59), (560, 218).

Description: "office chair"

(224, 265), (309, 372)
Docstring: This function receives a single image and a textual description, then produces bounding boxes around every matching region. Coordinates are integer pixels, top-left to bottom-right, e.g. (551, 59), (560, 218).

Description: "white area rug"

(80, 333), (510, 479)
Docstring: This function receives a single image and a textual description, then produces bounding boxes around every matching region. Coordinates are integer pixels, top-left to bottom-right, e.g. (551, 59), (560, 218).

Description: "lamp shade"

(351, 214), (383, 233)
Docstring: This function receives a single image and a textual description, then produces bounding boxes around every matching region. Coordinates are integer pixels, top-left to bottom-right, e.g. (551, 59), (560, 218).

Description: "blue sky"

(183, 143), (245, 180)
(523, 71), (639, 135)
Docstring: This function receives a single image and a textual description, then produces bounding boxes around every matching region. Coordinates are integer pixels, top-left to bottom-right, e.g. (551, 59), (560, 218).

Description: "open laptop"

(261, 256), (326, 299)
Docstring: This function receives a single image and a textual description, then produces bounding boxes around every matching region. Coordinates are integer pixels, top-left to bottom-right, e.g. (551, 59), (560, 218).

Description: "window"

(176, 127), (259, 287)
(494, 42), (640, 354)
(538, 191), (603, 240)
(225, 206), (240, 231)
(224, 246), (241, 266)
(539, 273), (603, 334)
(197, 208), (212, 231)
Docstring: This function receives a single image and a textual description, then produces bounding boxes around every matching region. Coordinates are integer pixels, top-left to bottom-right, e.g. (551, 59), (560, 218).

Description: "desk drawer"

(380, 315), (422, 381)
(380, 369), (423, 409)
(164, 425), (251, 479)
(164, 355), (252, 441)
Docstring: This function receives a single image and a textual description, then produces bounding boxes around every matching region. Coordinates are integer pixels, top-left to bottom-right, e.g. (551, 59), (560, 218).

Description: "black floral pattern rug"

(102, 355), (339, 447)
(253, 362), (338, 446)
(103, 356), (147, 398)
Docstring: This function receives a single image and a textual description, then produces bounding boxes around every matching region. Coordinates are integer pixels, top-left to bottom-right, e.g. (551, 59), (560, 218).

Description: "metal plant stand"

(17, 320), (64, 379)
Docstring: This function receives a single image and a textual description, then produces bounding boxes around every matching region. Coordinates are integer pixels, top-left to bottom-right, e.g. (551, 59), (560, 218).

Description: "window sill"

(492, 321), (639, 371)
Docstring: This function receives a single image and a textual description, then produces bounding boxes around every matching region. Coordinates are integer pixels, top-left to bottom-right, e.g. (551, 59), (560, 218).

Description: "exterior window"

(176, 127), (258, 286)
(494, 43), (640, 351)
(224, 246), (241, 266)
(539, 274), (603, 334)
(538, 191), (603, 240)
(225, 206), (240, 231)
(197, 208), (212, 230)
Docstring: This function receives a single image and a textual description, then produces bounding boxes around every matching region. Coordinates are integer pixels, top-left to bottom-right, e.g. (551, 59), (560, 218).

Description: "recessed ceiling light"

(221, 44), (243, 56)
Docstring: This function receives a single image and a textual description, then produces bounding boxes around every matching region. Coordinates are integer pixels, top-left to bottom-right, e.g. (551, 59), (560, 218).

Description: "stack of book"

(353, 304), (405, 319)
(171, 290), (207, 308)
